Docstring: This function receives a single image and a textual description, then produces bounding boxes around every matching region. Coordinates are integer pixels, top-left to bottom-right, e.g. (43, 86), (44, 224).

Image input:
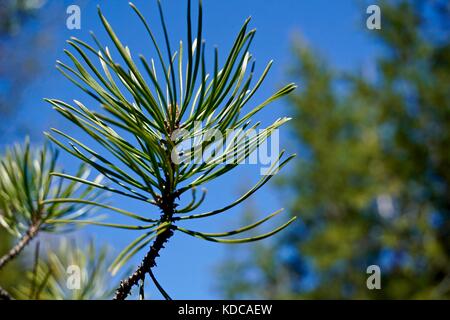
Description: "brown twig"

(113, 227), (174, 300)
(0, 221), (40, 271)
(114, 191), (176, 300)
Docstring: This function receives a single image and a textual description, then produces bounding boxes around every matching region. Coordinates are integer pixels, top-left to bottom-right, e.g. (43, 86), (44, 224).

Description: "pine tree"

(217, 0), (450, 299)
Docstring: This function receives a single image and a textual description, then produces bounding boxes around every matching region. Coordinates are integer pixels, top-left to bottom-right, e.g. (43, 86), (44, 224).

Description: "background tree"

(217, 0), (450, 299)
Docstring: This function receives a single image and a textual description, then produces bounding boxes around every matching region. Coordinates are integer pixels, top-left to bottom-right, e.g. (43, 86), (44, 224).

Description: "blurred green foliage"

(218, 0), (450, 299)
(13, 240), (118, 300)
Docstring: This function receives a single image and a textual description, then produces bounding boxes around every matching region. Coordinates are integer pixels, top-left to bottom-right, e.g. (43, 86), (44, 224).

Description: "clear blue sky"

(8, 0), (379, 299)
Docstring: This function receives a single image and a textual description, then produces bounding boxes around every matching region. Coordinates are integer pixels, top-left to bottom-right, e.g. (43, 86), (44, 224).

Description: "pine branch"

(0, 220), (40, 271)
(46, 0), (297, 300)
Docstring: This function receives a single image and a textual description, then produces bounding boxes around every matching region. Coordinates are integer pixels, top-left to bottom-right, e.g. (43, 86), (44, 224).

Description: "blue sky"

(7, 0), (379, 299)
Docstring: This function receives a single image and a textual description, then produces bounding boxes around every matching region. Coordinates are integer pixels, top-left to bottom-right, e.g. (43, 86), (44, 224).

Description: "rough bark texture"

(114, 189), (177, 300)
(113, 227), (174, 300)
